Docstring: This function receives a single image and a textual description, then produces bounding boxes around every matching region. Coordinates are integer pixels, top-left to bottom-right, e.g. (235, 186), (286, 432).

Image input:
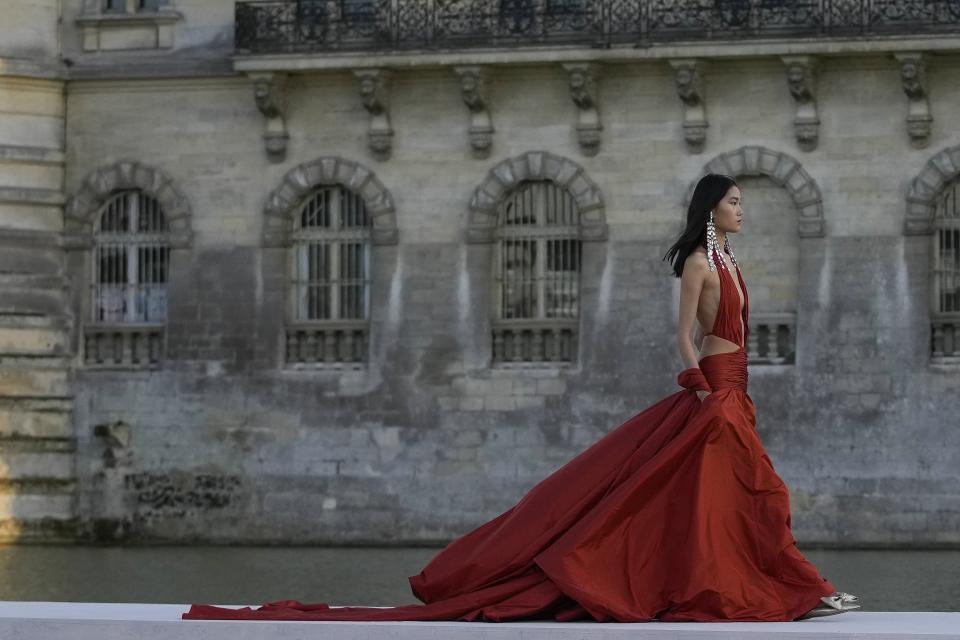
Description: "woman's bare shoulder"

(683, 248), (709, 277)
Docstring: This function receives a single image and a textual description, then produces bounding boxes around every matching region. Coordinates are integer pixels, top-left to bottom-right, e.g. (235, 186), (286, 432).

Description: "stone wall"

(0, 0), (74, 542)
(57, 37), (960, 546)
(0, 0), (955, 545)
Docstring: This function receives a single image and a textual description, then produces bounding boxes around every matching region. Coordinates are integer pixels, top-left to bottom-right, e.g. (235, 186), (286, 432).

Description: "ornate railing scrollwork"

(235, 1), (960, 54)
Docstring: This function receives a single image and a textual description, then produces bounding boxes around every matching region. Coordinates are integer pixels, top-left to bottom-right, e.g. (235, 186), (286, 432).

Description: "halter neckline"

(705, 254), (748, 349)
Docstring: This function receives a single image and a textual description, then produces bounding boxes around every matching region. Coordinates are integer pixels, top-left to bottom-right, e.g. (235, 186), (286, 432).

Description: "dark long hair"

(662, 173), (738, 278)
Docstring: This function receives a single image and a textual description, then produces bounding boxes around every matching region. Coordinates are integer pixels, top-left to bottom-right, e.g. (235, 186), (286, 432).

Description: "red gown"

(183, 252), (836, 623)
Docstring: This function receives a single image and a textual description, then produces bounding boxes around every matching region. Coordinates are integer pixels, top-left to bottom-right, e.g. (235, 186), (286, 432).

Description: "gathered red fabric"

(183, 252), (835, 623)
(677, 367), (711, 392)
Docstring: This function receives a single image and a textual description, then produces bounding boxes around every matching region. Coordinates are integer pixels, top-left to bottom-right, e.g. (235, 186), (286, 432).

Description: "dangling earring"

(724, 234), (738, 268)
(706, 210), (726, 272)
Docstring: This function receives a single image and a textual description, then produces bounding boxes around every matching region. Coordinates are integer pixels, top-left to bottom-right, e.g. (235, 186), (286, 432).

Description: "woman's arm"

(677, 253), (707, 371)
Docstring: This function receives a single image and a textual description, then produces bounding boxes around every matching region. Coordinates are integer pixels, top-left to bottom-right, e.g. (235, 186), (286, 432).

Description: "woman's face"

(713, 185), (743, 233)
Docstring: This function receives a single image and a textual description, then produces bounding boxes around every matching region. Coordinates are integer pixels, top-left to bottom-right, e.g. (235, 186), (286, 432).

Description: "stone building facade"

(1, 0), (958, 546)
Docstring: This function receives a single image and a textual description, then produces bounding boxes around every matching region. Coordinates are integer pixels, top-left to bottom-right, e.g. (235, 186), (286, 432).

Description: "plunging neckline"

(706, 252), (746, 349)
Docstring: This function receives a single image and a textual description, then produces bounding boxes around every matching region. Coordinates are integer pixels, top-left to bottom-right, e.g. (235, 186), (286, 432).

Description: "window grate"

(86, 190), (170, 368)
(90, 191), (170, 325)
(493, 180), (581, 365)
(933, 180), (960, 361)
(287, 185), (372, 366)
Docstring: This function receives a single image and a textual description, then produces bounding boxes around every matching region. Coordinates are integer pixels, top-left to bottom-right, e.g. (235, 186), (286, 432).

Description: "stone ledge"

(75, 10), (183, 28)
(0, 397), (72, 411)
(0, 227), (64, 248)
(0, 187), (65, 206)
(0, 605), (958, 639)
(0, 315), (70, 331)
(0, 145), (65, 166)
(0, 477), (75, 495)
(234, 34), (960, 73)
(0, 57), (66, 80)
(67, 58), (236, 81)
(0, 273), (66, 290)
(0, 518), (77, 543)
(0, 436), (76, 454)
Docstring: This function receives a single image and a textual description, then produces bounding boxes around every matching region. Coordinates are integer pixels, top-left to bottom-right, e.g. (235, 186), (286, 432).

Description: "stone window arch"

(468, 151), (607, 365)
(65, 161), (193, 369)
(262, 157), (397, 367)
(685, 145), (824, 365)
(904, 144), (960, 363)
(467, 151), (607, 244)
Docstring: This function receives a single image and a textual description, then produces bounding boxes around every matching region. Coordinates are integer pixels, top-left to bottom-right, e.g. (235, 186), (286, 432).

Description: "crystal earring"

(706, 210), (726, 272)
(724, 234), (738, 268)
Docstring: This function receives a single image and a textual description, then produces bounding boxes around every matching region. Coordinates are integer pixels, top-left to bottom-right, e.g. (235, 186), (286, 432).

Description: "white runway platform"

(0, 602), (958, 640)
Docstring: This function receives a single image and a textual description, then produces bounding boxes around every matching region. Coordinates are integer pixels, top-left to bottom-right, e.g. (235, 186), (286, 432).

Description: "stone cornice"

(66, 76), (244, 93)
(232, 34), (960, 73)
(0, 228), (64, 249)
(7, 35), (960, 83)
(66, 58), (236, 81)
(6, 32), (960, 82)
(0, 57), (67, 81)
(0, 145), (65, 166)
(0, 188), (66, 207)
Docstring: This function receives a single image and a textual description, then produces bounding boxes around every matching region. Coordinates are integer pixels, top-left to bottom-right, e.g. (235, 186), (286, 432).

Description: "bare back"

(689, 247), (746, 362)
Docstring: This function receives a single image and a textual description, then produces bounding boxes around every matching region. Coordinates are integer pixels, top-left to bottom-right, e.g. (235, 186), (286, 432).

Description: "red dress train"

(183, 254), (836, 623)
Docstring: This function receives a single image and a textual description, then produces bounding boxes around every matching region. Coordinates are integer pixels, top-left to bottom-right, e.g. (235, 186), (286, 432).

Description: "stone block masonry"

(3, 0), (960, 546)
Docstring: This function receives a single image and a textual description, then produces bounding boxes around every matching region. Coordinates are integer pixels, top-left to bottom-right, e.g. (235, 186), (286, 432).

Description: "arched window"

(286, 184), (372, 366)
(730, 175), (799, 366)
(85, 189), (169, 367)
(492, 180), (581, 364)
(932, 180), (960, 362)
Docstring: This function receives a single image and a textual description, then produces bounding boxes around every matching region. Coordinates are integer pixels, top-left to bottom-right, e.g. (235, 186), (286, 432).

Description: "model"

(184, 173), (860, 623)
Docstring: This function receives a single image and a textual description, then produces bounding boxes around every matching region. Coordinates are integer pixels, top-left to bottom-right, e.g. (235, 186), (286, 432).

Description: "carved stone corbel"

(894, 52), (932, 149)
(353, 68), (394, 161)
(669, 59), (708, 154)
(249, 72), (288, 163)
(453, 66), (494, 159)
(781, 55), (820, 152)
(562, 62), (602, 157)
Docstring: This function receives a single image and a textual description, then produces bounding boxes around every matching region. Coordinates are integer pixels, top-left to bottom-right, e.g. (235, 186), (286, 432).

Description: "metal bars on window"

(933, 180), (960, 361)
(287, 185), (371, 366)
(493, 180), (581, 365)
(91, 191), (169, 324)
(86, 190), (169, 367)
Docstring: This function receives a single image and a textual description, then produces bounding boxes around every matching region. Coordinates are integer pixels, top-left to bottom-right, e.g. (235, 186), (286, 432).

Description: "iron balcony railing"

(235, 0), (960, 54)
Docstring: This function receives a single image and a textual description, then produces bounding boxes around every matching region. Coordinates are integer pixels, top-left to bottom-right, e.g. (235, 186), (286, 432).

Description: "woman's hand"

(696, 390), (711, 402)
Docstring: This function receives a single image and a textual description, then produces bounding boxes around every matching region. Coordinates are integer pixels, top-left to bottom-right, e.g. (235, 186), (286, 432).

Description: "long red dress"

(183, 251), (836, 623)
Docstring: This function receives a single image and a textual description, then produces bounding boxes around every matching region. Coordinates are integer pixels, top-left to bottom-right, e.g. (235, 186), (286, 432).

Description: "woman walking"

(184, 174), (860, 623)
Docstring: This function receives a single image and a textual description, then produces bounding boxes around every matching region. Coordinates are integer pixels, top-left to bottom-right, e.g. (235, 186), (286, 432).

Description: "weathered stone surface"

(0, 2), (958, 547)
(0, 3), (74, 543)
